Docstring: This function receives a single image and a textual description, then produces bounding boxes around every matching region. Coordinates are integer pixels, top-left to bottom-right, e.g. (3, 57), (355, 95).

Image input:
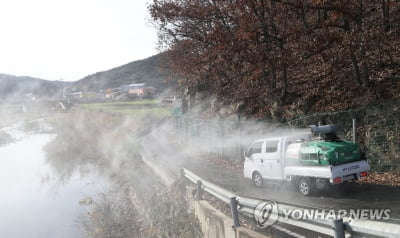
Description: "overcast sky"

(0, 0), (158, 81)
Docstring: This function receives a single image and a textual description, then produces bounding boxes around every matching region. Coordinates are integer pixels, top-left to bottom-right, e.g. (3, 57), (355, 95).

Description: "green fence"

(173, 106), (400, 172)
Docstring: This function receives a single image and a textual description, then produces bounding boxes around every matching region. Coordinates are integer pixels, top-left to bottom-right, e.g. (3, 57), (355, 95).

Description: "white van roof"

(255, 132), (311, 142)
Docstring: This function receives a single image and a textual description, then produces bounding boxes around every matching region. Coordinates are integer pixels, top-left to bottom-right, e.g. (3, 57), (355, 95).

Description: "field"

(78, 100), (172, 116)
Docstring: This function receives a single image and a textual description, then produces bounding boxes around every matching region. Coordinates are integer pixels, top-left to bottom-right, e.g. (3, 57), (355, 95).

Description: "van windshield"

(247, 142), (263, 156)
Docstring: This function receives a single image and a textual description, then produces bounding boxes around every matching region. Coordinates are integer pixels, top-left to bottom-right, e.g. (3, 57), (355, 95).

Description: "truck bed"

(284, 160), (370, 183)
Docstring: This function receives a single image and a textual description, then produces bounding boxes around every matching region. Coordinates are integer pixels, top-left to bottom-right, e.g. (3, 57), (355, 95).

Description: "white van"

(243, 132), (370, 195)
(244, 133), (311, 184)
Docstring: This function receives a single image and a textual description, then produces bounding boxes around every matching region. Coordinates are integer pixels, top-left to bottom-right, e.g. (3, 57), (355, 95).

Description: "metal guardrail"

(181, 168), (400, 238)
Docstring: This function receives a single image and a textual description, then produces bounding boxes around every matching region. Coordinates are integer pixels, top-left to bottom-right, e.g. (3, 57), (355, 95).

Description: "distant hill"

(0, 74), (69, 101)
(0, 54), (175, 101)
(74, 54), (173, 91)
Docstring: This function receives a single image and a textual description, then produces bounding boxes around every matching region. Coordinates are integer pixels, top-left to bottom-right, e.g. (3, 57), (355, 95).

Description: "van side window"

(248, 142), (263, 156)
(265, 141), (279, 153)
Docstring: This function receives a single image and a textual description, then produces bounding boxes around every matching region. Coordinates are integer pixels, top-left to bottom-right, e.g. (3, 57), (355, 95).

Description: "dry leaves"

(360, 172), (400, 187)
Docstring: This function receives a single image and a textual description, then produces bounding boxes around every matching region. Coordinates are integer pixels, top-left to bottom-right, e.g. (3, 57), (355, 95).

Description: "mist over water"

(0, 125), (108, 238)
(0, 100), (357, 238)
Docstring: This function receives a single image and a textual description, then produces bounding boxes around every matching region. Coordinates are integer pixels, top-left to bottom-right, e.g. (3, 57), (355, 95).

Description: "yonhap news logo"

(254, 201), (391, 228)
(253, 201), (279, 228)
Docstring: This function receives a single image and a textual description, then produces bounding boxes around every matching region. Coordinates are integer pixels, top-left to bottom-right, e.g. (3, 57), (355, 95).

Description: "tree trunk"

(181, 97), (188, 114)
(382, 0), (391, 31)
(270, 65), (277, 89)
(360, 46), (370, 87)
(281, 64), (288, 98)
(350, 50), (362, 86)
(189, 86), (196, 112)
(301, 7), (309, 28)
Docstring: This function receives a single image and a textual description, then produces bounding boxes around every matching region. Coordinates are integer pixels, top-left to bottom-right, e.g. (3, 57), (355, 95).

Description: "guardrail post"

(230, 197), (240, 228)
(332, 219), (345, 238)
(196, 181), (203, 200)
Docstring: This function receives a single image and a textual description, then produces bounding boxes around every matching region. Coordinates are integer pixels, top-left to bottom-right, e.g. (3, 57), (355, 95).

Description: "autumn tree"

(150, 0), (400, 118)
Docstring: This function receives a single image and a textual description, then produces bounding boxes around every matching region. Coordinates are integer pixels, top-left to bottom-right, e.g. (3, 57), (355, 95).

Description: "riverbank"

(44, 109), (202, 238)
(0, 130), (13, 146)
(0, 109), (55, 145)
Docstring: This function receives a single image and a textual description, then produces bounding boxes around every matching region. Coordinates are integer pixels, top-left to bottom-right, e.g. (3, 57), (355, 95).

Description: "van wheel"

(298, 178), (314, 196)
(253, 172), (263, 188)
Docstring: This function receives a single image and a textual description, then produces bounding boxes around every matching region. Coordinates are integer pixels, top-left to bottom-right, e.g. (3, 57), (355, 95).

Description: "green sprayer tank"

(298, 125), (363, 166)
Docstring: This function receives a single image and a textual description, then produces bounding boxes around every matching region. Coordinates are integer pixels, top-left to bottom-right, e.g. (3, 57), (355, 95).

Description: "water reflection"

(0, 131), (108, 238)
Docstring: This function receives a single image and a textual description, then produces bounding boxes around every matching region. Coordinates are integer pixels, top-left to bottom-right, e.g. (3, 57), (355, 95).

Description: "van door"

(244, 141), (265, 177)
(261, 140), (283, 180)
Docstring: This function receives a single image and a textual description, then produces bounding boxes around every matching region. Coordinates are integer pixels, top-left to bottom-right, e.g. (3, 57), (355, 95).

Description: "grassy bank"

(78, 100), (171, 116)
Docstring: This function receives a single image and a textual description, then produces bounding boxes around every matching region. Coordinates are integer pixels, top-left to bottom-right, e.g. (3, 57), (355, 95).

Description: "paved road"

(141, 129), (400, 224)
(184, 159), (400, 220)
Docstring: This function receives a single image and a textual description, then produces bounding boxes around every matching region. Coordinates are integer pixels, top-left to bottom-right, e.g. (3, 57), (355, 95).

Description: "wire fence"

(173, 106), (400, 172)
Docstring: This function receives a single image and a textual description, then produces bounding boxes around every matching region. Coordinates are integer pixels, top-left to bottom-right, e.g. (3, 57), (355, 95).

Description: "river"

(0, 123), (108, 238)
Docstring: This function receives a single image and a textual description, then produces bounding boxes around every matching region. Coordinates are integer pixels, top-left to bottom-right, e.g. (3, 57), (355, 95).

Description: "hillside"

(150, 0), (400, 119)
(0, 54), (174, 101)
(0, 74), (69, 101)
(74, 54), (173, 91)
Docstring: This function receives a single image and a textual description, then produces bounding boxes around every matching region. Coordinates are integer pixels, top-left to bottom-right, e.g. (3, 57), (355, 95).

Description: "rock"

(79, 197), (93, 205)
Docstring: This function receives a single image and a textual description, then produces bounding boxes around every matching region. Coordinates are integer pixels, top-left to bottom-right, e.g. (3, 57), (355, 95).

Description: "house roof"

(128, 83), (146, 88)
